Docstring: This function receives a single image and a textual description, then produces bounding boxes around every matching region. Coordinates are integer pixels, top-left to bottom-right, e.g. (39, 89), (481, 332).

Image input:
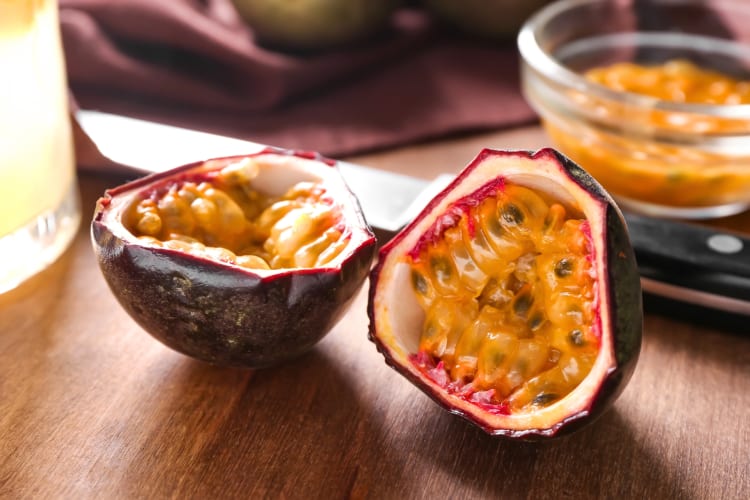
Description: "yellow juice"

(0, 0), (79, 292)
(0, 0), (74, 235)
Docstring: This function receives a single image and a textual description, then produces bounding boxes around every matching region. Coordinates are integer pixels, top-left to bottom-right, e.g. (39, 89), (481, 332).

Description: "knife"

(76, 110), (750, 316)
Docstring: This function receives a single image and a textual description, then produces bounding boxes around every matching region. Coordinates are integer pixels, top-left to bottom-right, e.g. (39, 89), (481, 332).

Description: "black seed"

(569, 329), (585, 346)
(412, 270), (428, 295)
(528, 311), (545, 331)
(533, 393), (559, 406)
(513, 292), (533, 317)
(502, 204), (524, 225)
(555, 258), (574, 277)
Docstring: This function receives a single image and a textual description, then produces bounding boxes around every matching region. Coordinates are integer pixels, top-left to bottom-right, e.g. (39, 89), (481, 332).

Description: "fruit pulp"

(123, 157), (348, 270)
(548, 60), (750, 214)
(408, 180), (599, 414)
(0, 0), (80, 293)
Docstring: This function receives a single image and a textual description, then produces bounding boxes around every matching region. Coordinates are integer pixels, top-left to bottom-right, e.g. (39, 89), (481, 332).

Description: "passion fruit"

(421, 0), (554, 40)
(368, 148), (642, 438)
(230, 0), (401, 51)
(92, 150), (376, 368)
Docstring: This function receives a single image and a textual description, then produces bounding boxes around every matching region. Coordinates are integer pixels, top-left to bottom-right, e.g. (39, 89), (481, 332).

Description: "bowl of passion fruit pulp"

(519, 0), (750, 219)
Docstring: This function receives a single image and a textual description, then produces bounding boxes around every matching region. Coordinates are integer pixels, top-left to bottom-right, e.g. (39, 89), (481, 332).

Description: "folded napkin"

(61, 0), (535, 157)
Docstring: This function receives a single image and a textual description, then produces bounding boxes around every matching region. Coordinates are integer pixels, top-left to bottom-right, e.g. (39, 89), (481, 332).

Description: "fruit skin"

(422, 0), (554, 40)
(367, 148), (642, 438)
(231, 0), (402, 51)
(92, 150), (376, 368)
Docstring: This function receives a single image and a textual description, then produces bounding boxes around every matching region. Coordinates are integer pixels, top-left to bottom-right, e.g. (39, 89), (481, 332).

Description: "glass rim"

(517, 0), (750, 120)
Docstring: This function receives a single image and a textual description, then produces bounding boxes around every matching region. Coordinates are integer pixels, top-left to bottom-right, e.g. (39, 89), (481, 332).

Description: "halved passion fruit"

(92, 149), (376, 368)
(368, 148), (642, 438)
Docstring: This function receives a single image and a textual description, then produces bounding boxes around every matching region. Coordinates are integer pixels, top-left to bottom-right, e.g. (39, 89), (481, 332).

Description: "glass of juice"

(0, 0), (80, 293)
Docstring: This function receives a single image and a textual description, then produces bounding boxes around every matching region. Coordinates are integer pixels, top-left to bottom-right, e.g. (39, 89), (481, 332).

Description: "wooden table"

(1, 126), (748, 499)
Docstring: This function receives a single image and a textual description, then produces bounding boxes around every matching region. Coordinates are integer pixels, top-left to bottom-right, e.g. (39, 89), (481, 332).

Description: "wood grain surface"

(1, 127), (749, 500)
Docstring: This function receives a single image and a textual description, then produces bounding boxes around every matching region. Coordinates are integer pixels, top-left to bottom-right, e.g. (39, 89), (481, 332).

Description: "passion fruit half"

(368, 148), (642, 438)
(92, 150), (376, 368)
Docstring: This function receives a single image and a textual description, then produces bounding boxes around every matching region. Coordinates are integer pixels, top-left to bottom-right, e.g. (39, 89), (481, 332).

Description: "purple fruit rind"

(92, 150), (376, 368)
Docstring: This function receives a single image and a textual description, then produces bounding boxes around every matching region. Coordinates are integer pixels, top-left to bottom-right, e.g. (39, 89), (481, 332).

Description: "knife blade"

(76, 110), (750, 315)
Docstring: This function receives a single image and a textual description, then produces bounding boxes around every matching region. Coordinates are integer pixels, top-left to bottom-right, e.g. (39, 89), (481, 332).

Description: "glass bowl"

(518, 0), (750, 219)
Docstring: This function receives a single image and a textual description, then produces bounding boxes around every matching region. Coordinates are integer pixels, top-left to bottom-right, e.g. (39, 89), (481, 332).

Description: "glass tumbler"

(0, 0), (80, 293)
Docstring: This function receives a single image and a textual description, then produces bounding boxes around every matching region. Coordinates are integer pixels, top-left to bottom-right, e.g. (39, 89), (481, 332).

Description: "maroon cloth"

(61, 0), (535, 157)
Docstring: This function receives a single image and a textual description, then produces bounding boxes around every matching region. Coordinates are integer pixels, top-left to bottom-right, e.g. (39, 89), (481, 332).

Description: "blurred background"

(60, 0), (548, 158)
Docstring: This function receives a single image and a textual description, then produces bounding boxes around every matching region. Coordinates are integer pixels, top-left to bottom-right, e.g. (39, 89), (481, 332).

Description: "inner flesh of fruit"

(586, 59), (750, 105)
(122, 157), (348, 270)
(408, 180), (600, 415)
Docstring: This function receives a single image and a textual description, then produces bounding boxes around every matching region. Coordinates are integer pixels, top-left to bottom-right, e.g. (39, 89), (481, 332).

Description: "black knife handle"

(624, 212), (750, 279)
